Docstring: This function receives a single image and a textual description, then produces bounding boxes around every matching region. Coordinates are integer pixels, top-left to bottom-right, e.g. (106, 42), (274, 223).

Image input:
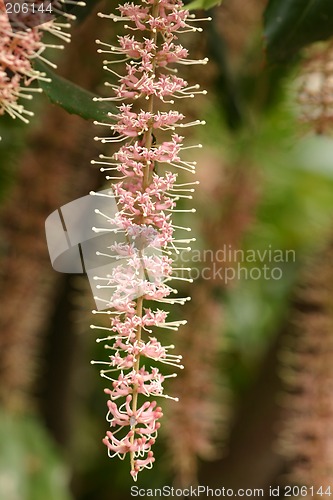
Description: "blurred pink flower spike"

(0, 0), (85, 123)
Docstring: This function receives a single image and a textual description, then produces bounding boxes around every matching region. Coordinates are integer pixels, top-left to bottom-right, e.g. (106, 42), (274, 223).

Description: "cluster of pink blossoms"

(90, 0), (209, 481)
(0, 0), (84, 122)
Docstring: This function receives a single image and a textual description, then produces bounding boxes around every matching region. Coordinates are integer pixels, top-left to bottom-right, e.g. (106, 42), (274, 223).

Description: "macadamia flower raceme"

(89, 0), (209, 481)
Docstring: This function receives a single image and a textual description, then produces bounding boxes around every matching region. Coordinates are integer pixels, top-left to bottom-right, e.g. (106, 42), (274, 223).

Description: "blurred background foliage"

(1, 0), (333, 498)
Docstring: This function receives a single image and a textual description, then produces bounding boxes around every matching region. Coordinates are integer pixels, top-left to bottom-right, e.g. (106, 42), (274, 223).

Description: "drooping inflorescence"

(89, 0), (209, 481)
(0, 0), (85, 123)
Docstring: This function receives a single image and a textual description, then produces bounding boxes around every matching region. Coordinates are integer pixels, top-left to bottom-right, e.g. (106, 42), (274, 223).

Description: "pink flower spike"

(91, 0), (208, 481)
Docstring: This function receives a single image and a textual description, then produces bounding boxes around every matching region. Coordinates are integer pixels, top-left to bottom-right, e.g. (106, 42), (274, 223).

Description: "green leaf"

(34, 61), (117, 122)
(186, 0), (222, 11)
(264, 0), (333, 62)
